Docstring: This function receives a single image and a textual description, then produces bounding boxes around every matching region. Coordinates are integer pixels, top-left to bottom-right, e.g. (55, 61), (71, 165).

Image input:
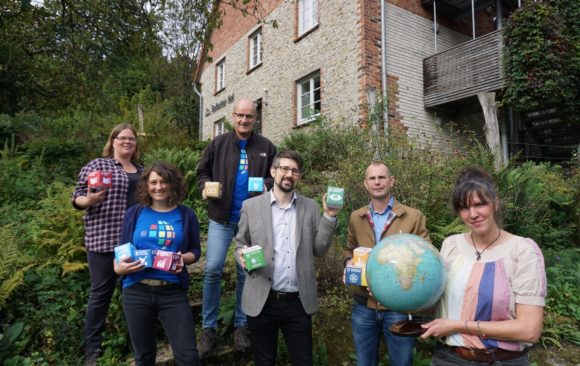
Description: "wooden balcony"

(423, 30), (505, 108)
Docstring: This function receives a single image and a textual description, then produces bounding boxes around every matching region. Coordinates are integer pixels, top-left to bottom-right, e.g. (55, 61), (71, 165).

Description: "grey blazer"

(234, 192), (337, 317)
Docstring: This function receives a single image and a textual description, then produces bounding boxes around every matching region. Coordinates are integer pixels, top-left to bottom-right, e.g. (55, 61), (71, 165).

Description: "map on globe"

(366, 234), (446, 313)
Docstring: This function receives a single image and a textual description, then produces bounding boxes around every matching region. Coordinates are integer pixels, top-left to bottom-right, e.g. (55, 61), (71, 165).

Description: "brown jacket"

(345, 199), (429, 310)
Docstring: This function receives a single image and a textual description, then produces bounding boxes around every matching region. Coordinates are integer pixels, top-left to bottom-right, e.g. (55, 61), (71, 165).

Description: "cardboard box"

(204, 182), (222, 198)
(114, 243), (135, 263)
(242, 245), (266, 271)
(353, 247), (372, 267)
(134, 249), (154, 268)
(152, 250), (181, 272)
(345, 266), (368, 286)
(326, 186), (345, 209)
(248, 177), (264, 192)
(88, 171), (112, 191)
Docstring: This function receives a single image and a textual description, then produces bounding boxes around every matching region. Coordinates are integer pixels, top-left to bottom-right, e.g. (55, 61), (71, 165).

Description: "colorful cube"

(326, 186), (345, 209)
(88, 171), (113, 191)
(353, 247), (372, 267)
(134, 249), (154, 268)
(345, 266), (368, 286)
(204, 182), (222, 198)
(248, 177), (264, 193)
(114, 243), (135, 263)
(242, 245), (266, 271)
(152, 250), (181, 272)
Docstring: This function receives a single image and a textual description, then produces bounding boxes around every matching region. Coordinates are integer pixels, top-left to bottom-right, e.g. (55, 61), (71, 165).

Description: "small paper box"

(353, 247), (372, 267)
(88, 171), (113, 190)
(114, 243), (136, 263)
(345, 266), (368, 286)
(204, 182), (222, 198)
(326, 186), (345, 209)
(134, 249), (153, 268)
(152, 250), (181, 272)
(242, 245), (266, 271)
(248, 177), (264, 192)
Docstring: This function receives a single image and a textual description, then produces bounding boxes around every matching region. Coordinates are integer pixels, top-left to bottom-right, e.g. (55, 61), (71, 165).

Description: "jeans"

(84, 251), (117, 355)
(201, 219), (247, 329)
(351, 303), (414, 366)
(432, 343), (530, 366)
(247, 295), (312, 366)
(122, 283), (200, 366)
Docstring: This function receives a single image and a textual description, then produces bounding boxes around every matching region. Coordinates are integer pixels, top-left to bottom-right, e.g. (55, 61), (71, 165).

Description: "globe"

(366, 233), (446, 313)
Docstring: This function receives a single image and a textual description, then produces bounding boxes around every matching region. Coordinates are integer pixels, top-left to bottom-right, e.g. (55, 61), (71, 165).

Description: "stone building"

(195, 0), (575, 163)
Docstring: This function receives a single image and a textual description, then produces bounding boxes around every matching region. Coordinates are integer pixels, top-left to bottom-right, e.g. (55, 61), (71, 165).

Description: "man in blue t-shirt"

(196, 98), (276, 358)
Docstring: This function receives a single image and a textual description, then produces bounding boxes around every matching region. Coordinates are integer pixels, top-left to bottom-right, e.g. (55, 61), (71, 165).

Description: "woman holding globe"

(421, 168), (546, 365)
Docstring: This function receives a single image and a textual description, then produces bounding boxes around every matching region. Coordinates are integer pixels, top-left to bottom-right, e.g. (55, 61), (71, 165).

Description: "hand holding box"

(242, 245), (266, 271)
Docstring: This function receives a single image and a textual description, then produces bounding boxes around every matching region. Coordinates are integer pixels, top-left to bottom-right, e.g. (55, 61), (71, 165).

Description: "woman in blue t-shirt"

(114, 161), (201, 365)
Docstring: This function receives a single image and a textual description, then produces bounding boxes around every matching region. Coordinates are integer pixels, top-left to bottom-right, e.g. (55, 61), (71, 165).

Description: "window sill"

(246, 62), (263, 75)
(294, 24), (319, 43)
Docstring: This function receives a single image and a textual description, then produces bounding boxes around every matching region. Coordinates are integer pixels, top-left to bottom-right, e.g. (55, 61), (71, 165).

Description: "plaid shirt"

(72, 158), (143, 253)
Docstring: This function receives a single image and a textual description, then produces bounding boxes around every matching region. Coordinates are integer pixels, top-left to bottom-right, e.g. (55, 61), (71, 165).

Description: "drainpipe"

(433, 0), (438, 53)
(497, 0), (508, 162)
(380, 0), (388, 137)
(193, 83), (203, 140)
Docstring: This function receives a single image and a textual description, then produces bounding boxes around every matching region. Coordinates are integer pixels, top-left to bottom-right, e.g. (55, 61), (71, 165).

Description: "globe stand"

(389, 314), (428, 337)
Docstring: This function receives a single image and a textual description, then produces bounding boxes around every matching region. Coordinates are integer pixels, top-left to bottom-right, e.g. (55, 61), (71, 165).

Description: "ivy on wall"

(502, 0), (579, 116)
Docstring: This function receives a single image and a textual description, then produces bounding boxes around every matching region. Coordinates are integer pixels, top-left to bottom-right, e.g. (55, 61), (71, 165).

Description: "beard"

(277, 177), (295, 192)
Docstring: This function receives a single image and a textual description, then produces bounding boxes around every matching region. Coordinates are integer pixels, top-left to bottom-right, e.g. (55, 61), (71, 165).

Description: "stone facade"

(197, 0), (486, 144)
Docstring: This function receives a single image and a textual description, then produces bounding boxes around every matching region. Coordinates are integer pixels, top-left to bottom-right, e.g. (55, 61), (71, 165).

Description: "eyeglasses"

(116, 136), (137, 143)
(277, 166), (301, 176)
(233, 112), (256, 120)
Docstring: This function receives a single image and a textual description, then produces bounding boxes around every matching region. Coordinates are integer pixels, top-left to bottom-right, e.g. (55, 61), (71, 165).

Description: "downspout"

(380, 0), (388, 137)
(496, 0), (508, 162)
(193, 83), (203, 140)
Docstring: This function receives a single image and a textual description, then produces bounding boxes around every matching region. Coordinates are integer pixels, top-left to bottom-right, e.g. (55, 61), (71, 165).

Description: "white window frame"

(249, 29), (262, 69)
(214, 119), (225, 137)
(216, 59), (225, 92)
(298, 0), (318, 36)
(296, 71), (321, 124)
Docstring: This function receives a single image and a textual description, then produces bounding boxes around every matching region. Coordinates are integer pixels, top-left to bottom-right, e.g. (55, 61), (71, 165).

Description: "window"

(214, 119), (225, 137)
(296, 71), (321, 124)
(249, 29), (262, 69)
(216, 59), (225, 92)
(298, 0), (318, 36)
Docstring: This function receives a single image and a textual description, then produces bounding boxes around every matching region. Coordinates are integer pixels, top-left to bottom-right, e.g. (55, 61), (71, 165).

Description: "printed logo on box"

(152, 250), (181, 272)
(248, 177), (264, 192)
(88, 171), (113, 188)
(114, 243), (136, 263)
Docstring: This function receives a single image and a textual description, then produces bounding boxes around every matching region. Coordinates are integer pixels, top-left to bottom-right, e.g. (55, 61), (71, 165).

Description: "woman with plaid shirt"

(73, 123), (143, 365)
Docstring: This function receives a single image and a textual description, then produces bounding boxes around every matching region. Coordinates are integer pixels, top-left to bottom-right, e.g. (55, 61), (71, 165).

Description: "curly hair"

(137, 161), (186, 207)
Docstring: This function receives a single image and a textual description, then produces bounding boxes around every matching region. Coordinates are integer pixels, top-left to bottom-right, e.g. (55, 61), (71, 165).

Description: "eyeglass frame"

(115, 136), (137, 143)
(233, 112), (256, 120)
(275, 165), (301, 176)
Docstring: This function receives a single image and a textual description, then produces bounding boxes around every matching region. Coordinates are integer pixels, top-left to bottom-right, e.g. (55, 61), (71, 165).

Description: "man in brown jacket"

(345, 162), (429, 366)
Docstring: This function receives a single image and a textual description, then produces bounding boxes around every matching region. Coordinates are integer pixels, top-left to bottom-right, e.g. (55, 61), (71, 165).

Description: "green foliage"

(502, 0), (579, 115)
(495, 162), (578, 249)
(536, 248), (580, 348)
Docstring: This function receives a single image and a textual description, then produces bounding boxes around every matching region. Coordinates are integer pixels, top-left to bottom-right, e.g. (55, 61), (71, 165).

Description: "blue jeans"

(351, 303), (414, 366)
(122, 283), (200, 366)
(85, 251), (117, 355)
(201, 219), (247, 329)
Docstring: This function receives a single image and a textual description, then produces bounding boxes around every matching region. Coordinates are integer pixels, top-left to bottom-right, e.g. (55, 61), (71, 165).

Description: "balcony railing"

(423, 30), (505, 108)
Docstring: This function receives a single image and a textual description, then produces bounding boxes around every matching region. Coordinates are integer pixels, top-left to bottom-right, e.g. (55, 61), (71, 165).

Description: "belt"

(140, 279), (170, 287)
(443, 344), (528, 363)
(352, 293), (368, 306)
(269, 290), (299, 301)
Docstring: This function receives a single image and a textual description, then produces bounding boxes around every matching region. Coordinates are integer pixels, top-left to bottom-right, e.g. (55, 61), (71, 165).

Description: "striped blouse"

(437, 233), (547, 351)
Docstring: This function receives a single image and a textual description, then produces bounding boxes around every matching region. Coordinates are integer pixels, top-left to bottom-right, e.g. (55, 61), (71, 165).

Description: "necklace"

(471, 229), (501, 261)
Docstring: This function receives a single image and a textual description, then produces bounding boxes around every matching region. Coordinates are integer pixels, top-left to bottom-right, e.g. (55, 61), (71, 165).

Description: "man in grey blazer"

(235, 150), (340, 366)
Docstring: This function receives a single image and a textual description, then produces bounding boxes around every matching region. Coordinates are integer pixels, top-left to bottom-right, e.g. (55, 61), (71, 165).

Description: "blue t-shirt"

(229, 139), (249, 223)
(122, 207), (184, 288)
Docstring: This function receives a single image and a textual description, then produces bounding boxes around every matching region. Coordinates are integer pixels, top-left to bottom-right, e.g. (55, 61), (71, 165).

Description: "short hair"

(137, 161), (186, 207)
(451, 167), (497, 214)
(102, 123), (140, 162)
(272, 150), (303, 172)
(365, 162), (391, 178)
